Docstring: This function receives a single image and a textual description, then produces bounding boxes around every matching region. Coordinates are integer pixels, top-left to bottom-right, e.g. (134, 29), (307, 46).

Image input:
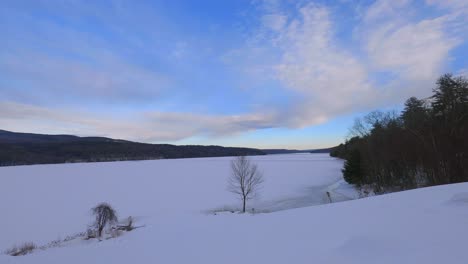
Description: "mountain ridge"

(0, 130), (265, 166)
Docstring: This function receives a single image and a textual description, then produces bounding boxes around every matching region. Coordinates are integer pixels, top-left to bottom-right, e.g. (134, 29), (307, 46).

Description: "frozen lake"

(0, 153), (349, 249)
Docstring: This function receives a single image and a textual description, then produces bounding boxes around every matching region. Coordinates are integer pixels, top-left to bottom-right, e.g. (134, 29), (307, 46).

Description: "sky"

(0, 0), (467, 149)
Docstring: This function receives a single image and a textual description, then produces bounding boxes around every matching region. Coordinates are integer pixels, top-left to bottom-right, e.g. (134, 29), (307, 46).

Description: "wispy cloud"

(0, 51), (171, 105)
(363, 0), (461, 81)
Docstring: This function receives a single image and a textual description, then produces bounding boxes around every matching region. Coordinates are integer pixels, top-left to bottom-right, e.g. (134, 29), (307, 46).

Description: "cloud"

(365, 16), (459, 81)
(272, 4), (376, 126)
(226, 2), (377, 128)
(0, 51), (171, 104)
(226, 0), (467, 128)
(363, 0), (462, 82)
(363, 0), (410, 23)
(0, 101), (279, 142)
(0, 2), (177, 106)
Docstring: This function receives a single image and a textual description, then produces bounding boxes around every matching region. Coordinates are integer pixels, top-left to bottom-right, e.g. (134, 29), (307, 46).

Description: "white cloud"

(0, 101), (279, 142)
(365, 16), (459, 81)
(273, 4), (375, 126)
(363, 0), (410, 22)
(357, 0), (467, 104)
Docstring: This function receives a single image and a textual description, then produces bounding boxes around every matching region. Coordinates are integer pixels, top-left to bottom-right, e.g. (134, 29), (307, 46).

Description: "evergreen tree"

(402, 97), (427, 130)
(342, 149), (363, 185)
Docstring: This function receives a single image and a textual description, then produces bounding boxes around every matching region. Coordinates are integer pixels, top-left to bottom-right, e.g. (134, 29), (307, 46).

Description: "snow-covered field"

(1, 153), (467, 263)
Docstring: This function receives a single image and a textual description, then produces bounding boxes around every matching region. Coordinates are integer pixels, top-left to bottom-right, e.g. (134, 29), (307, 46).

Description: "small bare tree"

(228, 156), (264, 213)
(92, 203), (118, 237)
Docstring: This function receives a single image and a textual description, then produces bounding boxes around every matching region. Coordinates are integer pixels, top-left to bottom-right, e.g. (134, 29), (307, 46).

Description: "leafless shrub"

(92, 203), (118, 237)
(5, 242), (36, 256)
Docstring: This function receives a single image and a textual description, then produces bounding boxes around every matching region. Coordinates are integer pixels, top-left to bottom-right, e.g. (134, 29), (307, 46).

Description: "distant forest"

(0, 130), (265, 166)
(262, 147), (334, 155)
(331, 74), (468, 194)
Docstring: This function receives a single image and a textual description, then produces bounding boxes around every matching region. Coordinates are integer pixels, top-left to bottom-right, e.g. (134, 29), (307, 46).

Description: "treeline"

(0, 130), (265, 166)
(331, 74), (468, 193)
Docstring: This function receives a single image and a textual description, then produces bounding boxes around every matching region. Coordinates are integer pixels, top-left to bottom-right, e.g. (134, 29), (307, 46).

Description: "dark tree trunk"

(98, 226), (103, 237)
(242, 197), (246, 213)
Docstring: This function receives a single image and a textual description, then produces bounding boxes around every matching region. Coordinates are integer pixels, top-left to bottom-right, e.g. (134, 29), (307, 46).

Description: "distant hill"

(262, 149), (312, 154)
(0, 130), (265, 166)
(0, 129), (125, 144)
(262, 147), (336, 155)
(309, 147), (337, 153)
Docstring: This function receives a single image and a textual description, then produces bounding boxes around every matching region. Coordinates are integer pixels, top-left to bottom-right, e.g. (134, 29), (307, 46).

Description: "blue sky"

(0, 0), (467, 149)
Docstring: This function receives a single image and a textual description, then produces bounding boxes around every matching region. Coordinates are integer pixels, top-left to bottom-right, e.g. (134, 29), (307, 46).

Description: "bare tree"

(92, 203), (118, 237)
(228, 156), (264, 213)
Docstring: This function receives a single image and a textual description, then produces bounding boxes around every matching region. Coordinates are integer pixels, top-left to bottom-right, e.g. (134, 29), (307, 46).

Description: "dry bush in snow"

(91, 203), (118, 237)
(5, 242), (36, 256)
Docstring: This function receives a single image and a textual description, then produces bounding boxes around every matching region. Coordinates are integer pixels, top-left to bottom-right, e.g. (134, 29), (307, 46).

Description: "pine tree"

(402, 97), (427, 130)
(342, 149), (363, 185)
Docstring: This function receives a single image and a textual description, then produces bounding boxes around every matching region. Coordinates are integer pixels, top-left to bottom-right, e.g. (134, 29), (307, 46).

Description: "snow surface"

(1, 153), (467, 263)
